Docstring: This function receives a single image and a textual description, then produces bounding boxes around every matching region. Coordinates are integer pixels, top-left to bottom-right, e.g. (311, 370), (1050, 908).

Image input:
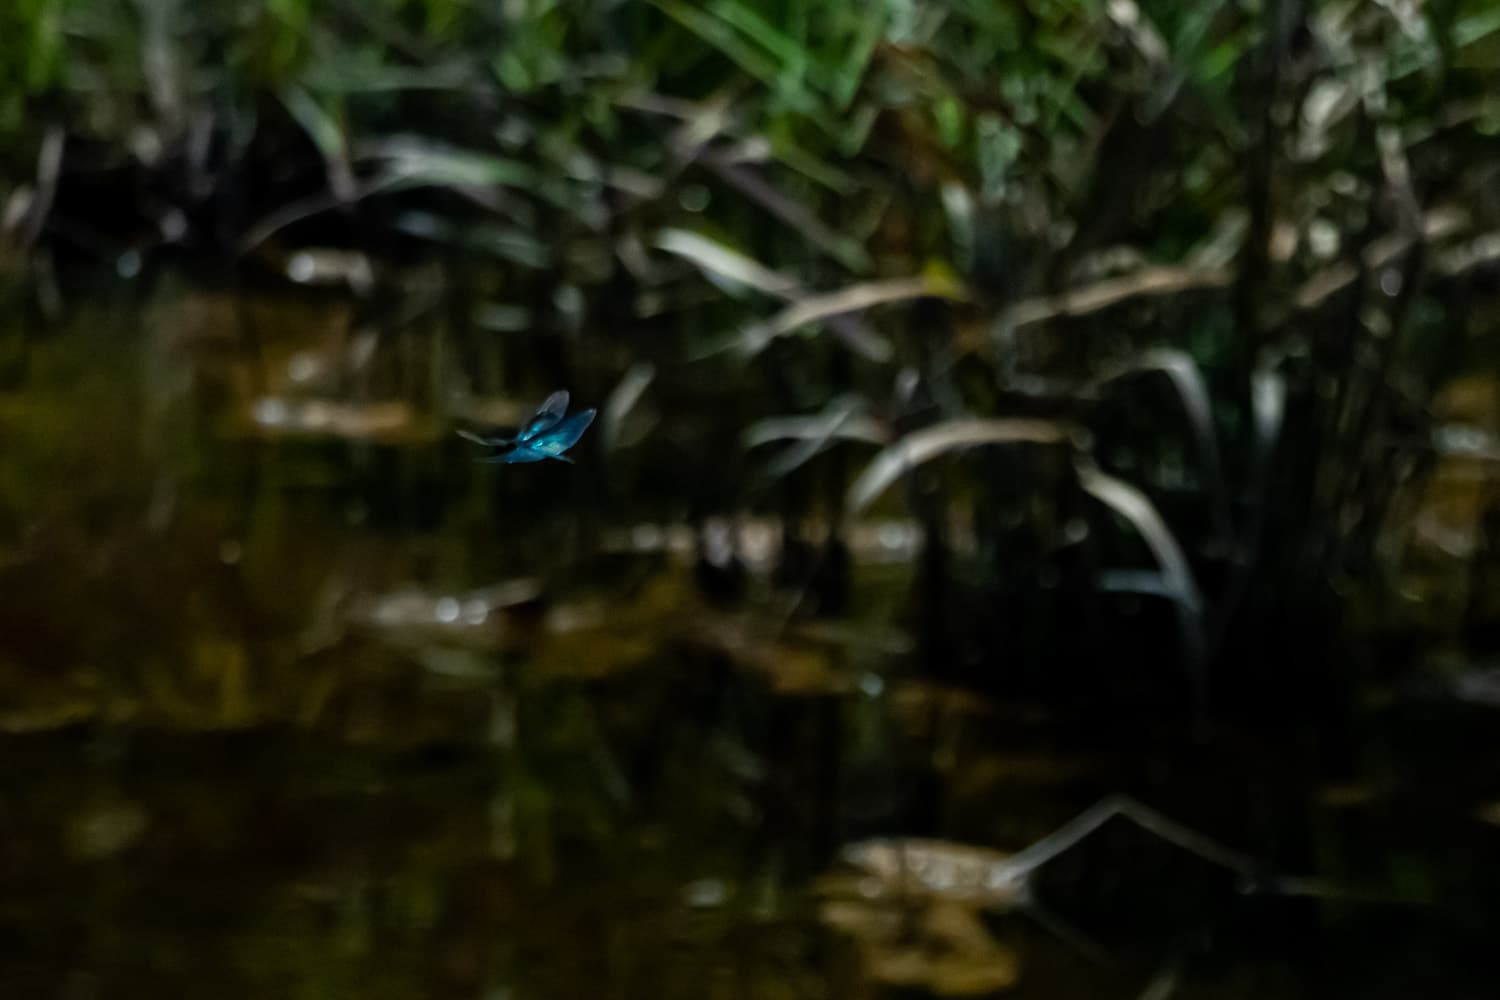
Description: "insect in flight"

(457, 389), (596, 463)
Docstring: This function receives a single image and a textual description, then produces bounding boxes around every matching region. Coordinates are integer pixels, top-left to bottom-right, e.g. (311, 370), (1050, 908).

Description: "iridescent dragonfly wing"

(472, 444), (548, 463)
(497, 446), (548, 463)
(528, 408), (596, 457)
(515, 390), (570, 444)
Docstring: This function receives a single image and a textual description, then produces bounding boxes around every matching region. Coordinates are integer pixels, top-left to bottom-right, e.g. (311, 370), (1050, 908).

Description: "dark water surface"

(1, 282), (1497, 998)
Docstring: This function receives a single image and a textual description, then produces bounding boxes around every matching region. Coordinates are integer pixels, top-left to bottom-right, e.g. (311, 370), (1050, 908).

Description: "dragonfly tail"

(458, 429), (514, 447)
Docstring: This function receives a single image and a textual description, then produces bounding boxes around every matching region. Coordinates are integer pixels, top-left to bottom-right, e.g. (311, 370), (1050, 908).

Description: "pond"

(0, 275), (1496, 998)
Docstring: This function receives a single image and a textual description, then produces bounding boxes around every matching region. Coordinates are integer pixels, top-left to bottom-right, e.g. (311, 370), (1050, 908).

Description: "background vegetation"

(3, 1), (1500, 997)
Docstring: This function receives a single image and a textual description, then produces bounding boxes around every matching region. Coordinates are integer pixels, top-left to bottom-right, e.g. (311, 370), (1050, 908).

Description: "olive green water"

(1, 280), (1496, 999)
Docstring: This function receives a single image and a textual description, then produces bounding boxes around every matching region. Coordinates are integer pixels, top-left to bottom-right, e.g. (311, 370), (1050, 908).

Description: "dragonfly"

(458, 389), (596, 463)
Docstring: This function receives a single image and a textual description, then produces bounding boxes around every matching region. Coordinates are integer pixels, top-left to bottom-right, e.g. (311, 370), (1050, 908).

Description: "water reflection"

(0, 289), (1491, 998)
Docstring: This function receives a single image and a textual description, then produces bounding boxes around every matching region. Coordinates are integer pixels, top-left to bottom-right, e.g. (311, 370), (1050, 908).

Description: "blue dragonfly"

(458, 389), (596, 463)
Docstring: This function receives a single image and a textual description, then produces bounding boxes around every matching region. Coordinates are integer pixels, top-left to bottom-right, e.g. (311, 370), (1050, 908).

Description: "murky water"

(1, 279), (1496, 998)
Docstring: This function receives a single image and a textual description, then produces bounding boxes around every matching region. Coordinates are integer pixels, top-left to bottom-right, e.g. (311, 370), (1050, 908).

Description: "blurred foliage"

(0, 0), (1497, 707)
(5, 4), (1500, 996)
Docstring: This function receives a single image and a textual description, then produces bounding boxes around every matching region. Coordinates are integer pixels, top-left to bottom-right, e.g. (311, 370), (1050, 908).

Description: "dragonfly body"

(459, 390), (595, 463)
